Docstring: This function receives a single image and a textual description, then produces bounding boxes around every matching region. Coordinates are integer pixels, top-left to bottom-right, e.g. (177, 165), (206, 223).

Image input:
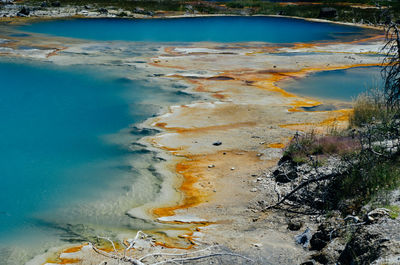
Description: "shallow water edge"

(0, 16), (387, 264)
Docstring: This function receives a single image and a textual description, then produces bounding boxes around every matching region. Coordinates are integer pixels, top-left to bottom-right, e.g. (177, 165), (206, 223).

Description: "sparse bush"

(284, 131), (360, 165)
(349, 88), (389, 127)
(335, 158), (400, 210)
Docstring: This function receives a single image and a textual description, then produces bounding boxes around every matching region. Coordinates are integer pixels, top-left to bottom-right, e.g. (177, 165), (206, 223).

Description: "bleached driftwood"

(90, 231), (254, 265)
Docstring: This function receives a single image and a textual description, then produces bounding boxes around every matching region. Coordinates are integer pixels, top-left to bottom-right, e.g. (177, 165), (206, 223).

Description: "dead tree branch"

(265, 173), (339, 210)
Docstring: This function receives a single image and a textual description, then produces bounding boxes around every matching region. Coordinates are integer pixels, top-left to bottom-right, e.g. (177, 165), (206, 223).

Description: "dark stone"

(338, 223), (390, 264)
(212, 141), (222, 146)
(318, 7), (337, 18)
(311, 253), (329, 265)
(40, 1), (48, 7)
(273, 161), (298, 183)
(51, 1), (60, 7)
(300, 261), (314, 265)
(310, 234), (328, 251)
(310, 223), (335, 251)
(17, 6), (30, 16)
(98, 8), (108, 14)
(277, 153), (292, 165)
(288, 220), (303, 231)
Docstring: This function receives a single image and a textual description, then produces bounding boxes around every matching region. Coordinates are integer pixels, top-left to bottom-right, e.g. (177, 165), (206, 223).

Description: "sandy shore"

(0, 17), (386, 264)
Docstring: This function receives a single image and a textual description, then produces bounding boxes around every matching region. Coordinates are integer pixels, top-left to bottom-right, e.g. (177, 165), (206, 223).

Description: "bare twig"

(151, 252), (254, 265)
(265, 173), (339, 210)
(138, 246), (213, 262)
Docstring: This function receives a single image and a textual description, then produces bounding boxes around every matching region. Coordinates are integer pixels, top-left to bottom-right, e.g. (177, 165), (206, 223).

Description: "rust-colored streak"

(57, 258), (81, 264)
(268, 143), (285, 149)
(45, 258), (81, 265)
(212, 93), (226, 99)
(292, 34), (384, 50)
(46, 47), (67, 58)
(148, 62), (185, 69)
(153, 155), (208, 217)
(62, 245), (83, 253)
(280, 109), (352, 132)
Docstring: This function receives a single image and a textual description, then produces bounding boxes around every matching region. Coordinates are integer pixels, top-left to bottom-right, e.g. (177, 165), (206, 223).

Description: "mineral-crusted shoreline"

(0, 14), (394, 264)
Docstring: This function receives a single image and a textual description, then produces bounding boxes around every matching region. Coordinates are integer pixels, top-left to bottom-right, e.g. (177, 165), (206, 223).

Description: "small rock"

(231, 167), (235, 170)
(252, 243), (262, 248)
(300, 261), (315, 265)
(212, 141), (222, 146)
(250, 188), (258, 192)
(288, 220), (303, 231)
(208, 164), (215, 168)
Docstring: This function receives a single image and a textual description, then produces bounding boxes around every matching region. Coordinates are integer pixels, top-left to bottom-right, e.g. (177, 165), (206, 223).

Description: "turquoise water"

(0, 16), (383, 263)
(17, 16), (376, 43)
(0, 60), (193, 259)
(280, 66), (383, 102)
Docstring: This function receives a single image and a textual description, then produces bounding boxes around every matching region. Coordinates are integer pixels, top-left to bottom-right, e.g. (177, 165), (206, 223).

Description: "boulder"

(98, 8), (108, 14)
(17, 6), (30, 16)
(338, 217), (400, 264)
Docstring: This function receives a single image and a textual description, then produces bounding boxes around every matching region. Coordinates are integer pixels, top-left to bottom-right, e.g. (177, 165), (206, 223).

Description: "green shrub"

(332, 156), (400, 212)
(349, 88), (391, 127)
(284, 131), (360, 165)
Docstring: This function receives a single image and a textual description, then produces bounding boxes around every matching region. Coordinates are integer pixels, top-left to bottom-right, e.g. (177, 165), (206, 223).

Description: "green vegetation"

(386, 205), (400, 219)
(18, 0), (400, 22)
(283, 131), (360, 165)
(281, 20), (400, 214)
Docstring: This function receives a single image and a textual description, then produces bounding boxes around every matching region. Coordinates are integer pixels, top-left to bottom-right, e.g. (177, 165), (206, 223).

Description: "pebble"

(250, 188), (258, 192)
(252, 243), (263, 248)
(231, 167), (235, 170)
(208, 164), (215, 168)
(212, 141), (222, 146)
